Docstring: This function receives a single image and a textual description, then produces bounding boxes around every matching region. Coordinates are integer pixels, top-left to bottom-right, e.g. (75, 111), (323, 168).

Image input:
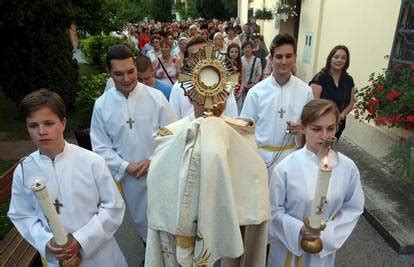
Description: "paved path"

(2, 138), (414, 266)
(0, 138), (76, 160)
(0, 140), (36, 160)
(115, 213), (414, 267)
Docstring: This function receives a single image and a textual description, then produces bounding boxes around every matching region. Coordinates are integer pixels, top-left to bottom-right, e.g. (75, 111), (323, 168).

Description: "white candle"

(32, 180), (68, 245)
(309, 156), (332, 228)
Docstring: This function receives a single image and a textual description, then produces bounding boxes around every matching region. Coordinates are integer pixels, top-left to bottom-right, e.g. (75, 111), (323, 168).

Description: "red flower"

(393, 114), (404, 123)
(368, 97), (379, 106)
(411, 63), (414, 69)
(406, 115), (414, 123)
(376, 84), (384, 93)
(374, 117), (386, 125)
(394, 63), (403, 69)
(386, 90), (400, 100)
(411, 76), (414, 81)
(399, 136), (407, 142)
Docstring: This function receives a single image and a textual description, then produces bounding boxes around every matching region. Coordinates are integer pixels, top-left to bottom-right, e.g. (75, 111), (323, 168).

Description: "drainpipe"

(312, 0), (325, 75)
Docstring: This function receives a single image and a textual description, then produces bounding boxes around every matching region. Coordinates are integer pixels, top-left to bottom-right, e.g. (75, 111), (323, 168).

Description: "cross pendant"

(126, 117), (135, 129)
(278, 108), (286, 119)
(54, 198), (63, 214)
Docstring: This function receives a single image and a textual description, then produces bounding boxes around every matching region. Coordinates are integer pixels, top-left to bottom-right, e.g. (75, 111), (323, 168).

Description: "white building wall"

(238, 0), (412, 158)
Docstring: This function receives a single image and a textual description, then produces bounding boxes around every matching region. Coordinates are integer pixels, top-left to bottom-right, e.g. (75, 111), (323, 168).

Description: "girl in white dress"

(268, 99), (364, 267)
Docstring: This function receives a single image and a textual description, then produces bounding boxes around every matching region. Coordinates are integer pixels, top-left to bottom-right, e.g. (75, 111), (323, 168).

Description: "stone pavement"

(338, 137), (414, 255)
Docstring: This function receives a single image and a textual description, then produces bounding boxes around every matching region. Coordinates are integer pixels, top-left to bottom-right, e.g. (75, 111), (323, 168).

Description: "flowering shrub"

(274, 2), (297, 20)
(355, 63), (414, 128)
(254, 8), (274, 20)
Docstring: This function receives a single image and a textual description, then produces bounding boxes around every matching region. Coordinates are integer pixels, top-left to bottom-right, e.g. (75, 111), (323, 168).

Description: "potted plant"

(355, 63), (414, 129)
(254, 7), (274, 21)
(274, 2), (297, 22)
(355, 62), (414, 182)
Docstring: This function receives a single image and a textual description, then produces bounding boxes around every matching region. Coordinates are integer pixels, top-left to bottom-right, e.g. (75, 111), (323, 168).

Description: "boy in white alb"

(8, 89), (127, 267)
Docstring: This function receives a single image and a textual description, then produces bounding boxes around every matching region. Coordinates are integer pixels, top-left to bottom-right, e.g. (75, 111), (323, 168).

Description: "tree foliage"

(174, 0), (200, 21)
(0, 0), (79, 109)
(119, 0), (150, 23)
(70, 0), (128, 35)
(149, 0), (174, 22)
(195, 0), (237, 20)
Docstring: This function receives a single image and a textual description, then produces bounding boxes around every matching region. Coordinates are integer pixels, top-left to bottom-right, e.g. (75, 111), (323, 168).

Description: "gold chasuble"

(146, 116), (270, 266)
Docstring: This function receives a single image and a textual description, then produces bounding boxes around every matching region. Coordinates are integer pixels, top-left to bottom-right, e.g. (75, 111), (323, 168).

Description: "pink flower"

(386, 90), (400, 100)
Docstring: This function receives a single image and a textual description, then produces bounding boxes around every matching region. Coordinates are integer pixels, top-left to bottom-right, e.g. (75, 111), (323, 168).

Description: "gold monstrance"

(177, 44), (239, 115)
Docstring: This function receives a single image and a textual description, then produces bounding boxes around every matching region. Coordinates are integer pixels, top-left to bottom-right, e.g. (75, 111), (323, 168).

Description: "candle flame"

(32, 179), (45, 190)
(320, 156), (330, 170)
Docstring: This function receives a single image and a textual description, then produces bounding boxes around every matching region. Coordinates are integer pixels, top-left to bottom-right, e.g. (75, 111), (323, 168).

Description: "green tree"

(119, 0), (150, 23)
(70, 0), (128, 35)
(174, 0), (200, 20)
(0, 0), (79, 109)
(195, 0), (236, 19)
(149, 0), (173, 22)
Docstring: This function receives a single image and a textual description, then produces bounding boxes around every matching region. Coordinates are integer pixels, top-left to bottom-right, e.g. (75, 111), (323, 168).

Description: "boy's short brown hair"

(20, 89), (66, 121)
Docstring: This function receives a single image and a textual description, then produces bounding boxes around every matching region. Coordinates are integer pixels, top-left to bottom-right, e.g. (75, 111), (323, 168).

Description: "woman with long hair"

(309, 45), (355, 139)
(227, 43), (244, 112)
(213, 32), (227, 55)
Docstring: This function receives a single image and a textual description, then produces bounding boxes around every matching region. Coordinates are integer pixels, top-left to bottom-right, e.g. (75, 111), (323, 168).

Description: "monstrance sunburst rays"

(177, 44), (239, 111)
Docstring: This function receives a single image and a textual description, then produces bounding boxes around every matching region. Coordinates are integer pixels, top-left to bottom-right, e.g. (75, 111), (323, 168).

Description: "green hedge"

(80, 35), (129, 71)
(74, 73), (108, 124)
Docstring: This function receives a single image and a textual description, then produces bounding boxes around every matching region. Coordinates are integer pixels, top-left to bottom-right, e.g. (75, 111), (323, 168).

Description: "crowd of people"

(7, 17), (364, 267)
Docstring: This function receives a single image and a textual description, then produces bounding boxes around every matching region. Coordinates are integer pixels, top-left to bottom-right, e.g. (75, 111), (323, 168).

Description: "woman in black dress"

(310, 45), (355, 139)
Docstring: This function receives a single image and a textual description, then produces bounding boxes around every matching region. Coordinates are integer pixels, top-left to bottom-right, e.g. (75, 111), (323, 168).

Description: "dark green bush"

(74, 73), (108, 123)
(0, 0), (79, 109)
(80, 35), (124, 70)
(385, 136), (414, 184)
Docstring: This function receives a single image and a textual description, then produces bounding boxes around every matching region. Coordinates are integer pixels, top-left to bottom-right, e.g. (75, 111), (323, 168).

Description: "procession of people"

(7, 17), (364, 267)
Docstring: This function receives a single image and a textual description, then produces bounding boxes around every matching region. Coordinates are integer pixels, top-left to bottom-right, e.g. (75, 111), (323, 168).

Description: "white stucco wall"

(238, 0), (411, 158)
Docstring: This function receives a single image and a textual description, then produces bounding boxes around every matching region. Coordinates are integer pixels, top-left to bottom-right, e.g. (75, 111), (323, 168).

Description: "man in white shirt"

(240, 33), (313, 175)
(90, 44), (176, 244)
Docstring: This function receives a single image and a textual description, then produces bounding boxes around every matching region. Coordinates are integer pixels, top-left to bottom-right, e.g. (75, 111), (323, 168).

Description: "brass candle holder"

(300, 217), (326, 254)
(50, 234), (81, 267)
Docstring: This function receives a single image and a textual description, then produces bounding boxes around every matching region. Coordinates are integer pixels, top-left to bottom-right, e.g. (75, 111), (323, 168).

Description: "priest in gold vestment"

(145, 38), (270, 266)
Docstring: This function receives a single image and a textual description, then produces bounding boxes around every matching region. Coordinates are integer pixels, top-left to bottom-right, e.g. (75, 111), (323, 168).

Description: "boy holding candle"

(8, 89), (127, 266)
(267, 99), (364, 267)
